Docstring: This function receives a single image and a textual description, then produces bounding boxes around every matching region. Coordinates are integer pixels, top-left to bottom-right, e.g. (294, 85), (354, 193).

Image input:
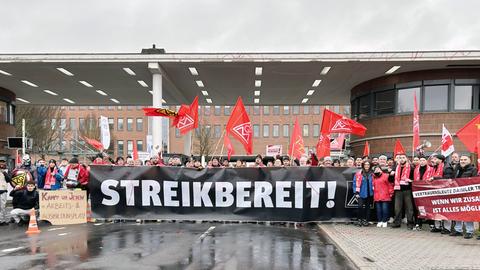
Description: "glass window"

(69, 118), (76, 130)
(283, 106), (290, 115)
(79, 106), (86, 111)
(88, 106), (95, 110)
(424, 85), (448, 111)
(117, 140), (124, 157)
(136, 118), (143, 131)
(313, 124), (320, 137)
(253, 124), (260, 138)
(263, 125), (269, 137)
(214, 106), (221, 116)
(358, 95), (371, 118)
(0, 101), (7, 123)
(273, 106), (280, 115)
(117, 118), (124, 131)
(224, 106), (231, 116)
(204, 106), (210, 116)
(108, 106), (114, 110)
(314, 106), (321, 114)
(127, 106), (134, 111)
(127, 140), (133, 155)
(253, 106), (260, 115)
(117, 106), (123, 111)
(303, 106), (309, 114)
(293, 106), (300, 115)
(454, 85), (473, 110)
(303, 124), (309, 137)
(137, 140), (143, 152)
(214, 125), (221, 138)
(127, 118), (133, 131)
(397, 87), (420, 113)
(283, 124), (289, 137)
(374, 90), (395, 115)
(79, 118), (85, 130)
(98, 106), (105, 110)
(60, 118), (66, 130)
(263, 106), (269, 115)
(272, 124), (279, 137)
(205, 125), (211, 136)
(108, 118), (114, 130)
(136, 106), (143, 110)
(9, 104), (14, 125)
(69, 106), (75, 111)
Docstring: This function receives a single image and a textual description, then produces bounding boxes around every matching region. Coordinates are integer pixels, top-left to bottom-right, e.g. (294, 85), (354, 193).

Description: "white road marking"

(48, 227), (66, 231)
(93, 223), (103, 226)
(2, 247), (25, 253)
(198, 226), (216, 241)
(58, 233), (70, 236)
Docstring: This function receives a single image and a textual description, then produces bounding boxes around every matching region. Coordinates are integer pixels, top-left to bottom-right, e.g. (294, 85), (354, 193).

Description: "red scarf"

(394, 162), (411, 190)
(44, 167), (58, 190)
(414, 165), (433, 181)
(431, 162), (444, 178)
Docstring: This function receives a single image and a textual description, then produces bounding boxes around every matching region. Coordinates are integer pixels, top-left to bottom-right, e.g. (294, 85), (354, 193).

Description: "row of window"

(66, 106), (144, 111)
(184, 124), (321, 138)
(200, 105), (333, 116)
(116, 140), (143, 157)
(56, 117), (144, 132)
(0, 101), (14, 125)
(352, 80), (479, 119)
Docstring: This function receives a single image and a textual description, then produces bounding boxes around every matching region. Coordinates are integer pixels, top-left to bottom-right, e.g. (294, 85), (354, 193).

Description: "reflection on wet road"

(0, 223), (354, 269)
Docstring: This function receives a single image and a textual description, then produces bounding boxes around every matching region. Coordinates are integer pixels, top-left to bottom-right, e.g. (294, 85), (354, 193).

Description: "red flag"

(82, 136), (103, 151)
(16, 150), (21, 167)
(320, 109), (367, 136)
(330, 133), (346, 150)
(133, 141), (139, 160)
(394, 139), (406, 157)
(456, 114), (480, 153)
(224, 135), (235, 161)
(225, 97), (253, 154)
(316, 133), (331, 159)
(172, 96), (199, 135)
(441, 124), (455, 157)
(142, 107), (178, 117)
(363, 141), (370, 157)
(289, 118), (305, 159)
(413, 94), (420, 153)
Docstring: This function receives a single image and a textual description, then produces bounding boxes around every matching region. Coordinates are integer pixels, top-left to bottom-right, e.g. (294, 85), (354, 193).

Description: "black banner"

(89, 166), (358, 222)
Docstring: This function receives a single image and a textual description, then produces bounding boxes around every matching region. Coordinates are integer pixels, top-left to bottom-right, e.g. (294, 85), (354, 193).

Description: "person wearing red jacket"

(63, 157), (89, 196)
(372, 166), (394, 228)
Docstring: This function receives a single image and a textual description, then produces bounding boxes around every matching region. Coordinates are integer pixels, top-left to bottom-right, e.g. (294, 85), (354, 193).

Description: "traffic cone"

(86, 201), (94, 223)
(25, 208), (41, 235)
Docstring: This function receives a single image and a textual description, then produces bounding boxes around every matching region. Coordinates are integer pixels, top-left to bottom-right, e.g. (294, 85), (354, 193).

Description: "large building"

(1, 50), (480, 161)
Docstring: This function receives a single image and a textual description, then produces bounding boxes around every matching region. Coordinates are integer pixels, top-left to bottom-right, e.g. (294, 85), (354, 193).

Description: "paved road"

(0, 222), (354, 270)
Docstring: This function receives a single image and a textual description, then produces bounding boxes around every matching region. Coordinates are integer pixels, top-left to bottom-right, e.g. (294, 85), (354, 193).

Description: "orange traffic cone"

(86, 201), (94, 223)
(25, 208), (41, 235)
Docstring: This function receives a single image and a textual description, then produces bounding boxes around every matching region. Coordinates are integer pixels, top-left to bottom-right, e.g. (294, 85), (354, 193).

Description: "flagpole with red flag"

(223, 97), (253, 158)
(289, 118), (305, 160)
(363, 141), (370, 158)
(412, 94), (420, 158)
(456, 114), (480, 168)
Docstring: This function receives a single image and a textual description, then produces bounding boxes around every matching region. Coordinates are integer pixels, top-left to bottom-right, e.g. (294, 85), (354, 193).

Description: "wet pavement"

(0, 222), (354, 270)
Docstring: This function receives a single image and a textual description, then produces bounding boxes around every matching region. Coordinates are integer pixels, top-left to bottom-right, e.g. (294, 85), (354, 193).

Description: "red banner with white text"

(412, 178), (480, 222)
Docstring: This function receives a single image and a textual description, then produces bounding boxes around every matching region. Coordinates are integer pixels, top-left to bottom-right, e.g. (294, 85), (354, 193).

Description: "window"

(136, 118), (143, 131)
(117, 118), (124, 131)
(127, 106), (134, 111)
(272, 124), (279, 137)
(214, 106), (221, 116)
(273, 106), (280, 115)
(9, 104), (14, 125)
(205, 125), (211, 136)
(117, 140), (124, 157)
(358, 95), (371, 118)
(69, 106), (75, 111)
(127, 140), (133, 155)
(424, 85), (448, 111)
(108, 118), (114, 130)
(117, 106), (123, 111)
(374, 90), (395, 115)
(313, 124), (320, 137)
(263, 125), (269, 137)
(454, 85), (473, 110)
(79, 106), (86, 111)
(283, 124), (289, 137)
(79, 118), (85, 130)
(214, 125), (221, 138)
(313, 106), (321, 114)
(108, 106), (114, 110)
(204, 106), (210, 116)
(98, 106), (105, 110)
(60, 118), (66, 130)
(303, 106), (309, 114)
(127, 118), (133, 131)
(263, 106), (270, 115)
(136, 106), (143, 110)
(303, 124), (309, 137)
(0, 101), (6, 123)
(283, 106), (290, 115)
(137, 140), (143, 152)
(253, 124), (260, 138)
(224, 106), (231, 116)
(69, 118), (76, 130)
(253, 106), (260, 115)
(88, 118), (95, 130)
(293, 106), (300, 115)
(397, 87), (420, 113)
(88, 106), (95, 110)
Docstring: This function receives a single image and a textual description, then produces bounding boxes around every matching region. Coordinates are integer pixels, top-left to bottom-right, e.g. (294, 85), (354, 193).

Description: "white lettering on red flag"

(232, 122), (252, 144)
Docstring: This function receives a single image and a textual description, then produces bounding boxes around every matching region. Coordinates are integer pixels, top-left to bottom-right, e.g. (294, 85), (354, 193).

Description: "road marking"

(58, 233), (70, 236)
(2, 247), (25, 253)
(48, 227), (66, 231)
(93, 223), (103, 226)
(198, 226), (216, 241)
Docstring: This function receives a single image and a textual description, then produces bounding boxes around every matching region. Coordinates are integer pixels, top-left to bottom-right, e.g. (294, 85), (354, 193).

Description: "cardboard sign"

(39, 190), (87, 225)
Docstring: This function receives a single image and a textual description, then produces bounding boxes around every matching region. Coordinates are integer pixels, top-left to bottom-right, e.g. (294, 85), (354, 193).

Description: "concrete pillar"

(184, 132), (192, 156)
(148, 63), (163, 153)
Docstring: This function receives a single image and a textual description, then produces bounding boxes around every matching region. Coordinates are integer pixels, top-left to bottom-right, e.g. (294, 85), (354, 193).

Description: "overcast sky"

(1, 0), (479, 53)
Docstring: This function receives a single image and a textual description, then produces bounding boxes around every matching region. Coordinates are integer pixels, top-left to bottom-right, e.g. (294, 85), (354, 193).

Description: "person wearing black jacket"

(449, 155), (477, 239)
(0, 157), (11, 225)
(9, 180), (39, 225)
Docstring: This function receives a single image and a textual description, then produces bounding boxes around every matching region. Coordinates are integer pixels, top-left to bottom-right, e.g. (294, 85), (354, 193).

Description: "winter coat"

(353, 171), (374, 198)
(372, 172), (394, 202)
(453, 164), (478, 179)
(10, 188), (39, 210)
(43, 167), (64, 190)
(63, 165), (89, 186)
(0, 171), (11, 193)
(36, 165), (47, 189)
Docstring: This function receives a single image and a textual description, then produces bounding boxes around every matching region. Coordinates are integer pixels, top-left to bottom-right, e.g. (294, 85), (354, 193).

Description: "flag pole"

(210, 128), (226, 162)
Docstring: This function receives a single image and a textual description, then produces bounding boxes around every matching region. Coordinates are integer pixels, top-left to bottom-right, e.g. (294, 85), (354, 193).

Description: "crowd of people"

(1, 150), (478, 241)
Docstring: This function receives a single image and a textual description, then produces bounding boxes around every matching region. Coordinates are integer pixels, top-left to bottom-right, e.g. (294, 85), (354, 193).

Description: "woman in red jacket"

(372, 165), (394, 228)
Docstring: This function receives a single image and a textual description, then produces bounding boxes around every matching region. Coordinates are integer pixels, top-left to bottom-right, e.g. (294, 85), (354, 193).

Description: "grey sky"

(1, 0), (479, 53)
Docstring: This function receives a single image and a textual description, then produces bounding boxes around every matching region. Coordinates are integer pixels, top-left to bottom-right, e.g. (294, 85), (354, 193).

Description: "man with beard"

(390, 154), (415, 229)
(443, 152), (460, 179)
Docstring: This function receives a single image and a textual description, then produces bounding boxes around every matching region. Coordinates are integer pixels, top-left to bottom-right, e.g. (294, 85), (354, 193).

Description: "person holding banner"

(353, 161), (374, 226)
(450, 155), (478, 239)
(391, 154), (415, 229)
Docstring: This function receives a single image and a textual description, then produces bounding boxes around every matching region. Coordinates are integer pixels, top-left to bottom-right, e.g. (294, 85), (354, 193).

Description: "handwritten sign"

(39, 190), (87, 225)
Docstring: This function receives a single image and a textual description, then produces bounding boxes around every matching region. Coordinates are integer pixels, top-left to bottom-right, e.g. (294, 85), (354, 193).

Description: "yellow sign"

(39, 190), (87, 225)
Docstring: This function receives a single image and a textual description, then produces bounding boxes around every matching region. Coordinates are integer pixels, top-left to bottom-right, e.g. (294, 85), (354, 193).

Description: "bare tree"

(15, 105), (62, 156)
(193, 122), (216, 157)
